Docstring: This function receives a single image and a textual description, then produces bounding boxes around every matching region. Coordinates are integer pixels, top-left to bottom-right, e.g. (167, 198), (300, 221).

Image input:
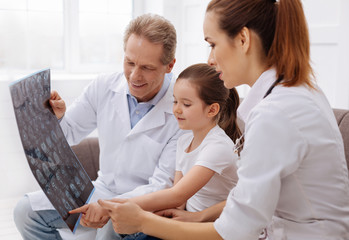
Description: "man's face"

(124, 34), (175, 102)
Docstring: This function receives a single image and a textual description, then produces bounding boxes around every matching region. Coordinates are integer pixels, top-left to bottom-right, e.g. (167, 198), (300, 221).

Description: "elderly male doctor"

(14, 14), (182, 240)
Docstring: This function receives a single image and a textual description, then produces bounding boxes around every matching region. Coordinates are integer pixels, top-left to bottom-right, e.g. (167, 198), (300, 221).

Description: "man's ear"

(207, 103), (220, 118)
(166, 58), (176, 73)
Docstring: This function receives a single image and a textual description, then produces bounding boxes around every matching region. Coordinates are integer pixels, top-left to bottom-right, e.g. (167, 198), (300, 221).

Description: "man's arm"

(59, 77), (99, 145)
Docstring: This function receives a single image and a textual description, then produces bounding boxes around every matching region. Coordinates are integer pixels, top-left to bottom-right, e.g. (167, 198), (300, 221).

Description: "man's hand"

(69, 202), (110, 228)
(155, 208), (203, 222)
(98, 198), (144, 234)
(50, 90), (66, 120)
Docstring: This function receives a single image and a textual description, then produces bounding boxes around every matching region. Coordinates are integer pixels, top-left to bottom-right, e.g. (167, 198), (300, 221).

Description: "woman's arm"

(98, 199), (223, 240)
(130, 166), (215, 212)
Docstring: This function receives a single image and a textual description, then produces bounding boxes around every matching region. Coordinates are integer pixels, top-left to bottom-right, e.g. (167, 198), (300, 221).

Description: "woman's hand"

(69, 202), (109, 228)
(98, 198), (146, 234)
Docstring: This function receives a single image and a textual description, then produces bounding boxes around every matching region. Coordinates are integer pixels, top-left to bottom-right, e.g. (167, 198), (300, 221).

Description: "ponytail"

(218, 88), (242, 142)
(268, 0), (314, 88)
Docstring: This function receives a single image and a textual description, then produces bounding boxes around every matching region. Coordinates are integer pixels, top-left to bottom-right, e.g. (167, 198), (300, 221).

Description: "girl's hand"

(155, 208), (203, 222)
(98, 198), (145, 234)
(69, 202), (109, 228)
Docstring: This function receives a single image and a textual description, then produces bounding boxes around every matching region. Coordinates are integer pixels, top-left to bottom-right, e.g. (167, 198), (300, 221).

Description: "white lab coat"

(27, 72), (182, 211)
(214, 69), (349, 240)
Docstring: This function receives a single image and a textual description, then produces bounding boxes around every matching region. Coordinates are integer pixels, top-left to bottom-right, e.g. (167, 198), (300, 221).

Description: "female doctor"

(98, 0), (349, 239)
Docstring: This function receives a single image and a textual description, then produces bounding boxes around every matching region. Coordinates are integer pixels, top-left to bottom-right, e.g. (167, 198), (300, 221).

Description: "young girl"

(99, 0), (349, 239)
(125, 63), (241, 213)
(100, 63), (241, 239)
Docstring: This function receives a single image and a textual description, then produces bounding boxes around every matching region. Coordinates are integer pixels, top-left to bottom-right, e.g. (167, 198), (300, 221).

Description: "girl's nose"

(173, 104), (181, 114)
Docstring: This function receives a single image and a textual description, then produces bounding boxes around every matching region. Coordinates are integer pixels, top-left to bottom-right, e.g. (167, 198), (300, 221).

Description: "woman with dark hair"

(99, 0), (349, 239)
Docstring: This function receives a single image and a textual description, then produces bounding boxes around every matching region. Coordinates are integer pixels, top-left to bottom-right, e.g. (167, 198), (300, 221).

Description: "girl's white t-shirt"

(176, 125), (238, 212)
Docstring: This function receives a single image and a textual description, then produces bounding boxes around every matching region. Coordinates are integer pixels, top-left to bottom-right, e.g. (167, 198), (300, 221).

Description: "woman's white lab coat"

(28, 72), (182, 211)
(214, 69), (349, 240)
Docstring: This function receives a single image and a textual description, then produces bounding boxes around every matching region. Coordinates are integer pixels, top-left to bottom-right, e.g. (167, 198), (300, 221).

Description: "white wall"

(163, 0), (349, 108)
(304, 0), (349, 108)
(0, 81), (40, 198)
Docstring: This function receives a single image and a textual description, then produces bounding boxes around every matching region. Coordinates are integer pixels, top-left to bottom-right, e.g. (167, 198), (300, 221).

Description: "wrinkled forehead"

(125, 34), (164, 65)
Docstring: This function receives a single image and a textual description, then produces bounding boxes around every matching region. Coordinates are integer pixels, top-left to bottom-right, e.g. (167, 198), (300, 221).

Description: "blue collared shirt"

(126, 73), (172, 129)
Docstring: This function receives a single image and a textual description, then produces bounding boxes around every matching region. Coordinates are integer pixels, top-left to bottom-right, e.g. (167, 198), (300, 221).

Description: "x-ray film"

(9, 69), (95, 232)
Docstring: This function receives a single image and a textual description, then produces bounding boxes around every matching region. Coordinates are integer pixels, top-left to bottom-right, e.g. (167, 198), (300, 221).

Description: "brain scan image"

(9, 69), (94, 232)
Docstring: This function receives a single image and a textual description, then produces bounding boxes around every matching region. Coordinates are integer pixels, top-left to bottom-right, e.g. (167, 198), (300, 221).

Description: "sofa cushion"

(333, 109), (349, 170)
(71, 138), (100, 181)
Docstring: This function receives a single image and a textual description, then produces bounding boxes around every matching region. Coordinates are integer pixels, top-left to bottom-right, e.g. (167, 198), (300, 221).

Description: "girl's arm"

(98, 199), (223, 240)
(130, 166), (215, 212)
(173, 171), (186, 210)
(173, 171), (183, 185)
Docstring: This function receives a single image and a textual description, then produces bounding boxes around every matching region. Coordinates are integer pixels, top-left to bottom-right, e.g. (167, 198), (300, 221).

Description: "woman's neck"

(246, 60), (270, 87)
(245, 30), (270, 87)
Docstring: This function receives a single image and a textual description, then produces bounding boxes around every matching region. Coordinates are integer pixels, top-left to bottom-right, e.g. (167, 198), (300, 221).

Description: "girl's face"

(173, 79), (214, 132)
(203, 11), (248, 88)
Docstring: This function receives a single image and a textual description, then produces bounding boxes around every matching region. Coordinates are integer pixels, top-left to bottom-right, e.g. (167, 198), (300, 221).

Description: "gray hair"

(124, 13), (177, 65)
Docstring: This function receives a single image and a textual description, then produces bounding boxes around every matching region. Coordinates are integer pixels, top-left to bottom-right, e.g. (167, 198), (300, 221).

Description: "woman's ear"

(238, 27), (251, 53)
(207, 103), (220, 118)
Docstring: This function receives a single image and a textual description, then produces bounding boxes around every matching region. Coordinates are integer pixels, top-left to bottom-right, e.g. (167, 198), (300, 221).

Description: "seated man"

(13, 13), (182, 240)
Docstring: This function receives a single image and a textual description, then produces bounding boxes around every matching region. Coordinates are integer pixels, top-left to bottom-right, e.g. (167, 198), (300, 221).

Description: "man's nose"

(130, 67), (142, 80)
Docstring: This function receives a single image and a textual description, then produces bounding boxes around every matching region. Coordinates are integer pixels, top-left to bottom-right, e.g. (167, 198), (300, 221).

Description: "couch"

(72, 109), (349, 179)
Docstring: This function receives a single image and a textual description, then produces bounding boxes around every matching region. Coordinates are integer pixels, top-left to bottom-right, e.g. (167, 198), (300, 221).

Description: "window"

(0, 0), (133, 74)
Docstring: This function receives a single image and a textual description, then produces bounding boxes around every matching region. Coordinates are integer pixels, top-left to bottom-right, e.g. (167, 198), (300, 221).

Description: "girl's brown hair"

(206, 0), (314, 88)
(177, 63), (242, 141)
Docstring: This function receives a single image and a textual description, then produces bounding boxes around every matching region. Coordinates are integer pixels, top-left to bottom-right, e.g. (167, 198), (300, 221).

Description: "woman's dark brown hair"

(207, 0), (314, 88)
(177, 63), (242, 141)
